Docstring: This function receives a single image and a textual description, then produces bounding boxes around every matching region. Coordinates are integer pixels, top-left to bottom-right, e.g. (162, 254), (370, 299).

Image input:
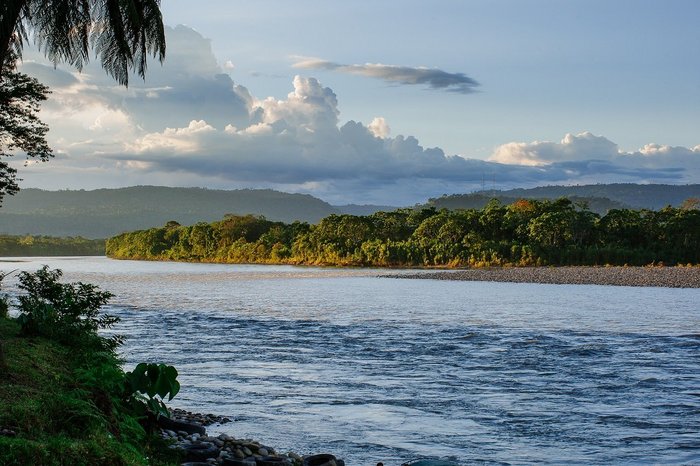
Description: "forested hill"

(493, 184), (700, 210)
(2, 184), (698, 239)
(0, 186), (341, 238)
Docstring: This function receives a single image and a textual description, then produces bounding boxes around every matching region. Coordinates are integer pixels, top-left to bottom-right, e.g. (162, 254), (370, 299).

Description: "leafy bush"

(124, 363), (180, 419)
(15, 266), (120, 349)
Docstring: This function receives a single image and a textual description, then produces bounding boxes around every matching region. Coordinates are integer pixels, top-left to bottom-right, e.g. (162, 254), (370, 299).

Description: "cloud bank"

(292, 57), (480, 94)
(12, 26), (700, 205)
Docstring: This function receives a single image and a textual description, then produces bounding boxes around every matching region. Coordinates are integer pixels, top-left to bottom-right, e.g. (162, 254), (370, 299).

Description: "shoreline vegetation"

(106, 198), (700, 269)
(0, 235), (105, 256)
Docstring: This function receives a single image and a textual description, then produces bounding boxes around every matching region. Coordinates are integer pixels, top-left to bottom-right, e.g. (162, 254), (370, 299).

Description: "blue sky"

(12, 0), (700, 204)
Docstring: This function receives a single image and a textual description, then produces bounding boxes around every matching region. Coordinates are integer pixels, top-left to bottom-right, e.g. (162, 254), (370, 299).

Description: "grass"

(0, 318), (179, 466)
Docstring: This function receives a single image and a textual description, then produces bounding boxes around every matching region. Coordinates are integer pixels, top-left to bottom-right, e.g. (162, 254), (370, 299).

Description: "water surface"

(2, 257), (699, 465)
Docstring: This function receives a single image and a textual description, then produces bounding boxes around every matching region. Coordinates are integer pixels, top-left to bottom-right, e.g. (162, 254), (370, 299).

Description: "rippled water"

(2, 257), (699, 465)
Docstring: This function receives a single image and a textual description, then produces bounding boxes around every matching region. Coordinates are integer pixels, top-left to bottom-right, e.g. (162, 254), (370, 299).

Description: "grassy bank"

(0, 269), (179, 466)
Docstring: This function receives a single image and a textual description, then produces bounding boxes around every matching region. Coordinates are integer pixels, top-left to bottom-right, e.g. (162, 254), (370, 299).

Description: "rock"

(183, 442), (219, 462)
(222, 459), (256, 466)
(242, 447), (253, 456)
(259, 448), (269, 456)
(303, 454), (338, 466)
(257, 457), (289, 466)
(159, 414), (207, 436)
(234, 449), (245, 459)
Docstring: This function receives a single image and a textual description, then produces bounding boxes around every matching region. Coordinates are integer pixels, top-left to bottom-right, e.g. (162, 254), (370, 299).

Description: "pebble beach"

(391, 266), (700, 288)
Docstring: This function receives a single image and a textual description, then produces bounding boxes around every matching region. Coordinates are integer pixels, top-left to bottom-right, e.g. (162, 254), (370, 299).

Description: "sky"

(11, 0), (700, 205)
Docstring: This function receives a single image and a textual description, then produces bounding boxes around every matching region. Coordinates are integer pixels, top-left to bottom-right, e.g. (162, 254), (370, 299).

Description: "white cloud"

(368, 117), (390, 138)
(489, 132), (700, 175)
(489, 132), (620, 166)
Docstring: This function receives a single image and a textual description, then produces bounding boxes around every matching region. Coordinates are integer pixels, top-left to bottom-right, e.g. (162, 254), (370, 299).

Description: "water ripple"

(2, 257), (699, 465)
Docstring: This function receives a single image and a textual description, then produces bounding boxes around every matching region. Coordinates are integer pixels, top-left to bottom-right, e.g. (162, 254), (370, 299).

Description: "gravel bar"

(389, 266), (700, 288)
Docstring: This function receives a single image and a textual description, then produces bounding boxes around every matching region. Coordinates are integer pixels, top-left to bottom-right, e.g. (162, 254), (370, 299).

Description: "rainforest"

(106, 198), (700, 267)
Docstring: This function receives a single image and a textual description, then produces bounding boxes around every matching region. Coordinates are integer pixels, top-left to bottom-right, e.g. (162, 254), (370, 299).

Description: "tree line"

(106, 199), (700, 267)
(0, 235), (105, 256)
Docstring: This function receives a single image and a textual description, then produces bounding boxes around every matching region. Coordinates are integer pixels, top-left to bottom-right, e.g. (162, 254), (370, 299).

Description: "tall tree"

(0, 53), (51, 205)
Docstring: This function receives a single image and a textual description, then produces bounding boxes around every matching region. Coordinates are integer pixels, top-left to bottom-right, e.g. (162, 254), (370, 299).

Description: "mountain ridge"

(1, 183), (698, 239)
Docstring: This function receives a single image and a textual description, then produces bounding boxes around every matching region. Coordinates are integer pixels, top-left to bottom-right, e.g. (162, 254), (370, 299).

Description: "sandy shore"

(390, 266), (700, 288)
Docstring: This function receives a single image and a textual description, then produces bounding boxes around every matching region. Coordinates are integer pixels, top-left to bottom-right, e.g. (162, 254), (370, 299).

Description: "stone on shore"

(390, 265), (700, 288)
(161, 409), (340, 466)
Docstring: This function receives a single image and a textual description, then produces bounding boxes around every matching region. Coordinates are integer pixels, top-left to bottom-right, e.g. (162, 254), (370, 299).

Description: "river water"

(1, 257), (699, 465)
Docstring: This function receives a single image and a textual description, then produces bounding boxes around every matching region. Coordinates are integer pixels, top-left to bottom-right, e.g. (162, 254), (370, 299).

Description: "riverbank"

(389, 265), (700, 288)
(0, 317), (171, 465)
(0, 316), (341, 466)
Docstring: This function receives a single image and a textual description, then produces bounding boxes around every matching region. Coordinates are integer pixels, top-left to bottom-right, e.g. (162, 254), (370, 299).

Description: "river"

(1, 257), (699, 465)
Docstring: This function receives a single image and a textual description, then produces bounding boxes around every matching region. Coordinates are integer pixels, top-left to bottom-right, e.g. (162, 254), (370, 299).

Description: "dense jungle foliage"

(106, 198), (700, 267)
(0, 235), (105, 256)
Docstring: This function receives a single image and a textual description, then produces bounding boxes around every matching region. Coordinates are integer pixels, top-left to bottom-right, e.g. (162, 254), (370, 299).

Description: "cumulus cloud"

(368, 117), (390, 138)
(489, 131), (700, 175)
(114, 75), (489, 184)
(20, 25), (253, 133)
(292, 57), (480, 94)
(12, 25), (699, 205)
(490, 132), (620, 166)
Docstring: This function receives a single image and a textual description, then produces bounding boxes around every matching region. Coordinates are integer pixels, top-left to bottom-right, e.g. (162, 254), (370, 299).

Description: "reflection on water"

(2, 257), (699, 465)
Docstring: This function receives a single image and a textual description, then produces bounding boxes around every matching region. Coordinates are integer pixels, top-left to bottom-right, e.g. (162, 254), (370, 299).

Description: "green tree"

(0, 0), (166, 203)
(0, 54), (51, 204)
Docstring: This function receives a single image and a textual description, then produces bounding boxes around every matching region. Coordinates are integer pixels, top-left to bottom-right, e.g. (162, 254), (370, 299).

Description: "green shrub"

(16, 266), (120, 349)
(3, 266), (183, 465)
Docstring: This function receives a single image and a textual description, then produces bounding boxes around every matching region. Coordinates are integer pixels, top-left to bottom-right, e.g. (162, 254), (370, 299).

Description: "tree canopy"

(0, 54), (51, 204)
(106, 200), (700, 267)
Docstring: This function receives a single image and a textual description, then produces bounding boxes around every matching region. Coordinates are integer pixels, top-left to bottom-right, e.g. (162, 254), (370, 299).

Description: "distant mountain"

(2, 183), (697, 239)
(427, 184), (700, 214)
(0, 186), (341, 238)
(495, 184), (700, 210)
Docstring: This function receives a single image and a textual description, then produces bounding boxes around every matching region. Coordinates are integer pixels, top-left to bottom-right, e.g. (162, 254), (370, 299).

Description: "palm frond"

(91, 0), (165, 86)
(30, 0), (91, 70)
(0, 1), (30, 66)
